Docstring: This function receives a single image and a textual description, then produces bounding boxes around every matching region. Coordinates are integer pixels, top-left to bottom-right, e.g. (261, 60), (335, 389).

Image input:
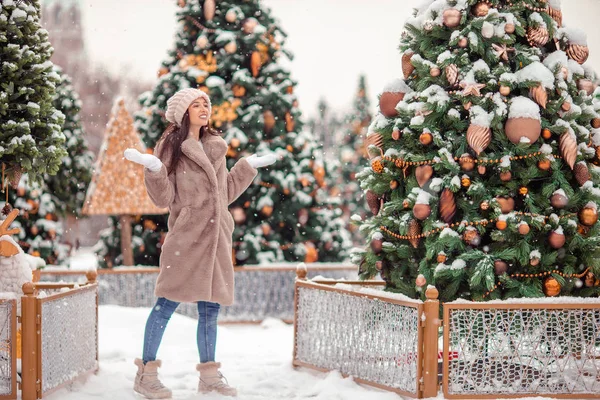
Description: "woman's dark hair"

(157, 110), (220, 174)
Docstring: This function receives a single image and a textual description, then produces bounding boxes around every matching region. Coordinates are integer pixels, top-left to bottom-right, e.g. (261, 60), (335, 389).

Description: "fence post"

(21, 282), (38, 400)
(86, 269), (98, 284)
(422, 286), (440, 398)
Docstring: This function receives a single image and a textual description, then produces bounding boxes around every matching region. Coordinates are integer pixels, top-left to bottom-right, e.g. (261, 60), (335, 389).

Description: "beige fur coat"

(144, 134), (257, 305)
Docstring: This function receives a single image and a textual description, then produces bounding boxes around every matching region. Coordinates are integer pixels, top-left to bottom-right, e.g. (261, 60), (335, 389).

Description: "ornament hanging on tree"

(196, 35), (209, 49)
(463, 226), (481, 245)
(408, 219), (421, 248)
(466, 124), (492, 155)
(413, 203), (431, 220)
(530, 84), (548, 109)
(566, 32), (589, 64)
(304, 242), (318, 263)
(439, 188), (456, 223)
(458, 37), (468, 48)
(579, 202), (598, 226)
(366, 190), (381, 215)
(548, 2), (562, 26)
(224, 41), (237, 54)
(443, 9), (461, 28)
(574, 162), (591, 185)
(550, 190), (569, 209)
(460, 154), (475, 171)
(285, 112), (295, 132)
(518, 222), (530, 235)
(242, 18), (258, 34)
(263, 110), (275, 133)
(548, 229), (566, 249)
(505, 23), (515, 34)
(225, 8), (237, 23)
(494, 260), (508, 275)
(445, 64), (459, 87)
(505, 97), (541, 145)
(544, 277), (561, 297)
(496, 197), (515, 213)
(250, 51), (261, 77)
(370, 237), (383, 254)
(203, 0), (215, 21)
(416, 274), (427, 287)
(526, 26), (549, 47)
(402, 52), (415, 79)
(577, 79), (597, 96)
(559, 131), (577, 169)
(415, 165), (433, 187)
(471, 2), (490, 17)
(379, 79), (410, 118)
(365, 133), (384, 158)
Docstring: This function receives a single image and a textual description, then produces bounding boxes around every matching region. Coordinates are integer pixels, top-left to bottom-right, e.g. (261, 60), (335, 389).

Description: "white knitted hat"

(165, 88), (212, 125)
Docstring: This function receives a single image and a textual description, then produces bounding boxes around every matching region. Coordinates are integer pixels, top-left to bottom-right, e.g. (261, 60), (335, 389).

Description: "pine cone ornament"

(402, 52), (415, 79)
(445, 64), (459, 87)
(439, 189), (456, 223)
(366, 190), (381, 215)
(574, 162), (591, 185)
(466, 124), (491, 156)
(526, 26), (549, 47)
(408, 219), (421, 249)
(530, 85), (548, 109)
(559, 131), (577, 169)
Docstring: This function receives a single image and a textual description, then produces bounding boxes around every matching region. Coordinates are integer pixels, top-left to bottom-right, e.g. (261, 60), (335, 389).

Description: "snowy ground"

(45, 305), (401, 400)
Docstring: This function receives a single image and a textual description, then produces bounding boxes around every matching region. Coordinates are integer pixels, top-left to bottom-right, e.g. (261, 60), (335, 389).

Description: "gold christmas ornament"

(472, 2), (490, 17)
(203, 0), (215, 20)
(519, 186), (529, 196)
(370, 238), (383, 254)
(548, 4), (562, 27)
(527, 26), (550, 47)
(530, 257), (540, 266)
(478, 165), (487, 175)
(460, 154), (475, 171)
(225, 9), (237, 23)
(440, 188), (456, 223)
(566, 44), (589, 65)
(496, 220), (507, 230)
(530, 85), (548, 109)
(419, 132), (433, 145)
(403, 199), (411, 209)
(392, 129), (402, 140)
(304, 242), (319, 263)
(500, 85), (511, 96)
(390, 180), (399, 190)
(480, 201), (490, 210)
(592, 118), (600, 129)
(261, 205), (274, 218)
(261, 223), (271, 236)
(505, 23), (515, 34)
(504, 117), (541, 145)
(542, 128), (552, 140)
(461, 176), (471, 187)
(548, 230), (566, 249)
(463, 228), (480, 245)
(232, 84), (246, 97)
(445, 64), (459, 87)
(157, 67), (169, 77)
(231, 207), (246, 224)
(430, 67), (441, 77)
(518, 222), (530, 235)
(375, 261), (383, 271)
(416, 275), (427, 287)
(437, 254), (447, 263)
(574, 162), (591, 185)
(458, 37), (468, 48)
(408, 219), (421, 248)
(467, 124), (492, 156)
(242, 18), (258, 34)
(413, 204), (432, 220)
(415, 165), (433, 187)
(544, 277), (561, 297)
(538, 159), (551, 171)
(559, 131), (577, 169)
(230, 138), (241, 148)
(379, 91), (406, 118)
(402, 52), (415, 79)
(443, 8), (461, 28)
(579, 205), (598, 226)
(561, 101), (571, 112)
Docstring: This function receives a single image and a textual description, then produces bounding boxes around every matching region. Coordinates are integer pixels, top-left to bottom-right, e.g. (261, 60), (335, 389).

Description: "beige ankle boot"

(196, 361), (237, 397)
(133, 358), (172, 399)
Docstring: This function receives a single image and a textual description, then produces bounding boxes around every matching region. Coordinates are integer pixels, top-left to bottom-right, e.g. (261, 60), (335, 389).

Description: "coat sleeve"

(227, 158), (257, 205)
(144, 142), (175, 209)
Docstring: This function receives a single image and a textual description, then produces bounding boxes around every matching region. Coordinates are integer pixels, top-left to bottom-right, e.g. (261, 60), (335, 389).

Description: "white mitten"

(246, 153), (278, 169)
(124, 148), (163, 172)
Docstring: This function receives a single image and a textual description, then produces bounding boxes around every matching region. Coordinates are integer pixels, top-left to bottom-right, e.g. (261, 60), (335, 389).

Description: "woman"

(124, 88), (276, 398)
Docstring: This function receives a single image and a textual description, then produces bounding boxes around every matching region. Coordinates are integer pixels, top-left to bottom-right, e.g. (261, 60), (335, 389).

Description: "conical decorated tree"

(2, 66), (94, 265)
(0, 0), (67, 184)
(336, 75), (372, 246)
(354, 0), (600, 301)
(134, 0), (350, 265)
(45, 65), (94, 218)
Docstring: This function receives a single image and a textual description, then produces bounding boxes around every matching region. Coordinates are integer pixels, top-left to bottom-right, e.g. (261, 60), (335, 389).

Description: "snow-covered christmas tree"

(127, 0), (350, 265)
(355, 0), (600, 301)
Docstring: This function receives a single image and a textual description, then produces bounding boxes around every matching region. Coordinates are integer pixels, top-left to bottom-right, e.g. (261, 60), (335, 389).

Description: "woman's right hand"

(124, 148), (163, 172)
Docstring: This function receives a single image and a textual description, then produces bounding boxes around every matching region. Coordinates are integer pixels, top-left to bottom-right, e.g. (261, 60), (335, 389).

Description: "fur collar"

(180, 135), (227, 189)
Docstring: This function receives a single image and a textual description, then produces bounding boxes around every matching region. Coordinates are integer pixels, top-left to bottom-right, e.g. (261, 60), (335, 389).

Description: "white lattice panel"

(40, 287), (98, 394)
(295, 285), (421, 394)
(446, 307), (600, 396)
(0, 300), (15, 397)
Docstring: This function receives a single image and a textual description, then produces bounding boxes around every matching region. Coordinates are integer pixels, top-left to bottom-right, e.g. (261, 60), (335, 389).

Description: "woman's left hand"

(247, 153), (277, 168)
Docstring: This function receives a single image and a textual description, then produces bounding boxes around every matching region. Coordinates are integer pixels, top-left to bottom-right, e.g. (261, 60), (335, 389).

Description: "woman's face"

(187, 97), (210, 127)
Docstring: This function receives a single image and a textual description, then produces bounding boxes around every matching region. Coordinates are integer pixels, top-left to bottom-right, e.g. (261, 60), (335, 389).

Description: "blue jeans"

(142, 297), (220, 364)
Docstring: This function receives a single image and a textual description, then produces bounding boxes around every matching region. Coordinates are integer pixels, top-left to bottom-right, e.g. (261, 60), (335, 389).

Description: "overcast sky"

(79, 0), (600, 119)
